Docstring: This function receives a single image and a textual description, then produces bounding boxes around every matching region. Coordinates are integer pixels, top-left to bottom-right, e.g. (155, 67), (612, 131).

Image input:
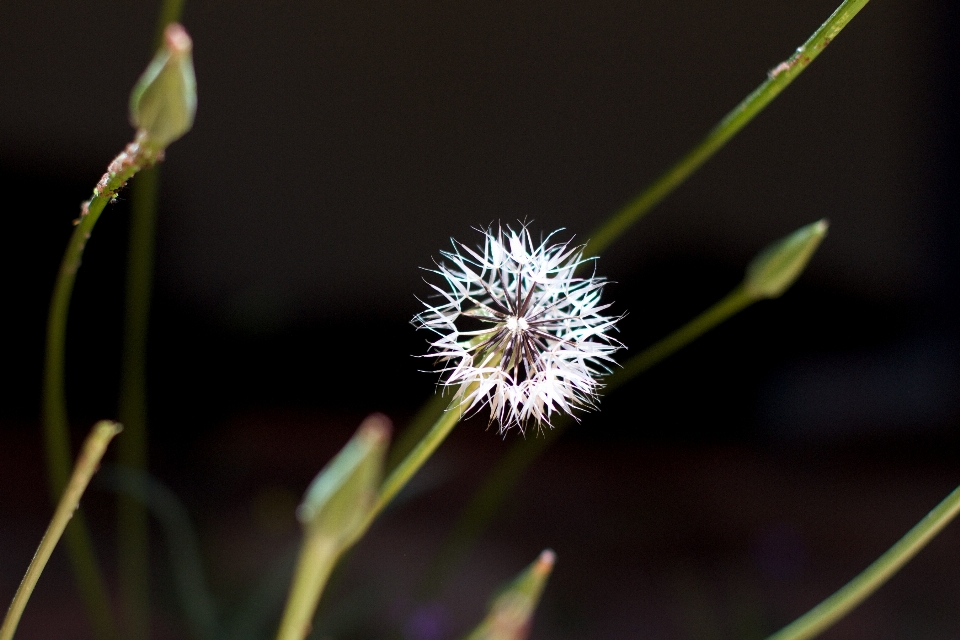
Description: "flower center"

(505, 316), (528, 333)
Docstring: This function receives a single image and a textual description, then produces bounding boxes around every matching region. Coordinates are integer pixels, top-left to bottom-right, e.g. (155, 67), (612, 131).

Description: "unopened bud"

(129, 23), (197, 151)
(744, 219), (828, 299)
(296, 414), (391, 544)
(463, 549), (556, 640)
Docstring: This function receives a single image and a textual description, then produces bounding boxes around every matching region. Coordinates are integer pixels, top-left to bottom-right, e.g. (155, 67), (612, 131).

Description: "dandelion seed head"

(412, 223), (623, 433)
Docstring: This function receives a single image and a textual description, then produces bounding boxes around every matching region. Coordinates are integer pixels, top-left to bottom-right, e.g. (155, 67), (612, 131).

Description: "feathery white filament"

(413, 224), (623, 433)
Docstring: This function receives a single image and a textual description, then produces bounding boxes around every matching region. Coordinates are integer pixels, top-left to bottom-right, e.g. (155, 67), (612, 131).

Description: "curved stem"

(101, 466), (219, 640)
(766, 484), (960, 640)
(41, 201), (118, 640)
(42, 134), (157, 640)
(43, 201), (114, 492)
(584, 0), (871, 258)
(1, 422), (121, 640)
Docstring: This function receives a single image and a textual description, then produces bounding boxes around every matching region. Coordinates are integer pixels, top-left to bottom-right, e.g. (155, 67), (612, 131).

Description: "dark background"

(1, 1), (959, 638)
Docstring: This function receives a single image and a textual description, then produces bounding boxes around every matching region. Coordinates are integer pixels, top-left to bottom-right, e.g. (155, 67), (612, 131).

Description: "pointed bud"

(744, 219), (828, 299)
(463, 550), (556, 640)
(296, 414), (391, 545)
(129, 23), (197, 151)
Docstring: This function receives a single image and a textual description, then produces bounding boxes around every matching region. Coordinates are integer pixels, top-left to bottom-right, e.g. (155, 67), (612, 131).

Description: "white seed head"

(413, 224), (623, 433)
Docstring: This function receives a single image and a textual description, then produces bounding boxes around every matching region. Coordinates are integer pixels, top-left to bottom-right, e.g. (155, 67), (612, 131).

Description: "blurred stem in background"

(420, 220), (829, 595)
(117, 161), (157, 640)
(117, 1), (187, 637)
(100, 467), (219, 640)
(392, 0), (871, 469)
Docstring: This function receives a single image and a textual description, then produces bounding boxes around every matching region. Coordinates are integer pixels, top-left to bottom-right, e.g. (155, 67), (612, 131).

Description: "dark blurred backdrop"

(1, 1), (959, 639)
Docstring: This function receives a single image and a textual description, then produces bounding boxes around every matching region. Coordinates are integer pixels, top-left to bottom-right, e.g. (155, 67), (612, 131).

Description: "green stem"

(385, 389), (451, 473)
(41, 208), (116, 640)
(605, 285), (754, 394)
(584, 0), (871, 258)
(766, 484), (960, 640)
(1, 422), (122, 640)
(422, 285), (757, 595)
(375, 397), (465, 519)
(154, 0), (187, 49)
(274, 535), (339, 640)
(42, 133), (158, 640)
(118, 164), (158, 640)
(118, 5), (186, 635)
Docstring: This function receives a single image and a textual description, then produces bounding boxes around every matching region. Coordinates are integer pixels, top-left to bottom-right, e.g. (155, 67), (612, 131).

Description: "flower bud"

(296, 414), (390, 544)
(744, 219), (828, 299)
(129, 23), (197, 151)
(464, 550), (556, 640)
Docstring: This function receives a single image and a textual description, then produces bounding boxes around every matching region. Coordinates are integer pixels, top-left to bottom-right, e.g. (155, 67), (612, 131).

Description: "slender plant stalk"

(118, 4), (187, 636)
(1, 422), (122, 640)
(118, 164), (159, 640)
(43, 134), (160, 640)
(274, 536), (339, 640)
(584, 0), (871, 258)
(605, 285), (754, 393)
(422, 285), (756, 594)
(385, 390), (450, 473)
(154, 0), (187, 49)
(766, 484), (960, 640)
(375, 398), (466, 523)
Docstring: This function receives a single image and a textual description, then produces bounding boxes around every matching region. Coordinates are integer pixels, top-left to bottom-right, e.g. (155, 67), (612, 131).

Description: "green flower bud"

(744, 219), (829, 299)
(296, 414), (390, 544)
(129, 23), (197, 151)
(464, 550), (556, 640)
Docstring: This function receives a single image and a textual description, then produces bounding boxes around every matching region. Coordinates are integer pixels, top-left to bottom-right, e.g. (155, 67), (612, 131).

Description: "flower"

(413, 224), (623, 433)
